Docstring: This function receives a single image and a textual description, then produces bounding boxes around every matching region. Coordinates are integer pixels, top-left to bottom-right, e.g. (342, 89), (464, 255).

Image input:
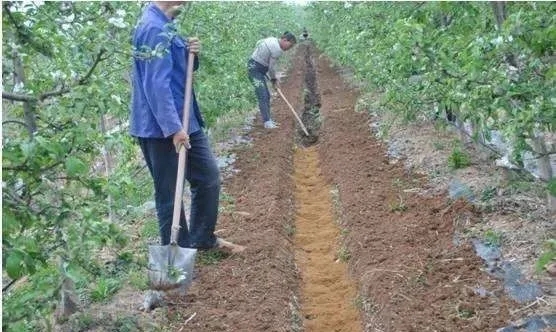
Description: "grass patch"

(219, 191), (236, 214)
(354, 295), (378, 314)
(90, 278), (121, 302)
(483, 229), (503, 246)
(432, 140), (445, 151)
(389, 195), (408, 212)
(127, 269), (149, 291)
(196, 250), (228, 266)
(112, 315), (140, 332)
(447, 147), (471, 170)
(65, 312), (97, 331)
(283, 223), (296, 237)
(206, 107), (254, 144)
(337, 246), (351, 262)
(456, 304), (475, 319)
(141, 219), (160, 240)
(536, 239), (556, 274)
(547, 178), (556, 196)
(480, 186), (497, 202)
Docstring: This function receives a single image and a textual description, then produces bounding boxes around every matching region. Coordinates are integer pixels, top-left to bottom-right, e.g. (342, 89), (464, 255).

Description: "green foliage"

(483, 229), (503, 246)
(536, 239), (556, 274)
(306, 2), (555, 161)
(480, 186), (497, 202)
(196, 250), (228, 266)
(389, 195), (408, 212)
(3, 4), (139, 325)
(141, 218), (161, 240)
(127, 269), (149, 291)
(337, 246), (351, 262)
(89, 278), (121, 302)
(112, 316), (141, 332)
(177, 2), (303, 126)
(547, 178), (556, 196)
(447, 148), (471, 170)
(3, 2), (302, 327)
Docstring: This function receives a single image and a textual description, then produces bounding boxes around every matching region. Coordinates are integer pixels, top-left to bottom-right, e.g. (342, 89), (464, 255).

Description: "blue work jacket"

(130, 3), (203, 138)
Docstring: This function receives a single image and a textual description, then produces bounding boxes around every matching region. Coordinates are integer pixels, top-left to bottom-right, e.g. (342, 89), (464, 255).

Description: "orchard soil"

(159, 43), (529, 331)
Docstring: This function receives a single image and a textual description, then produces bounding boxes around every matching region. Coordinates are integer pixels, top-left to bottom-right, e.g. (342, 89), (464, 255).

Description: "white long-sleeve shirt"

(250, 37), (283, 79)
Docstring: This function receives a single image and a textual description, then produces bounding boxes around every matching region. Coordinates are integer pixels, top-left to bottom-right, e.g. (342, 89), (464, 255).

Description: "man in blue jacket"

(130, 1), (244, 253)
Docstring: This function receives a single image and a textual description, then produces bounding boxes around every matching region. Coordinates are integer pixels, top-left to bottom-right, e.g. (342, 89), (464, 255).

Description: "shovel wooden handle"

(170, 52), (195, 245)
(275, 86), (310, 136)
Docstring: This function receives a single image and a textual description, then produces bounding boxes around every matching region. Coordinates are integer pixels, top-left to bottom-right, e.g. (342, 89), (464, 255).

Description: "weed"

(127, 269), (149, 290)
(354, 295), (378, 314)
(389, 195), (407, 212)
(141, 219), (159, 240)
(447, 148), (471, 170)
(480, 186), (497, 202)
(90, 278), (121, 302)
(283, 223), (296, 237)
(220, 192), (235, 205)
(219, 192), (236, 214)
(432, 141), (445, 151)
(483, 229), (503, 246)
(66, 313), (97, 331)
(196, 250), (228, 266)
(354, 295), (365, 309)
(207, 107), (253, 144)
(547, 178), (556, 196)
(409, 271), (428, 288)
(456, 304), (475, 319)
(337, 246), (351, 262)
(392, 178), (405, 189)
(506, 175), (544, 197)
(289, 295), (303, 332)
(113, 315), (140, 332)
(536, 239), (556, 274)
(250, 152), (261, 162)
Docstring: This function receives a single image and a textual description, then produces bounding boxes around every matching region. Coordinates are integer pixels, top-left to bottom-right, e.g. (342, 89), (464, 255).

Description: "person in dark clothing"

(130, 1), (244, 253)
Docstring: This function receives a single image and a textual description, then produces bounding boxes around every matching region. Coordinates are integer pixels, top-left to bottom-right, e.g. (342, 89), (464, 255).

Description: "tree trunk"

(12, 49), (37, 137)
(100, 113), (114, 222)
(491, 1), (507, 30)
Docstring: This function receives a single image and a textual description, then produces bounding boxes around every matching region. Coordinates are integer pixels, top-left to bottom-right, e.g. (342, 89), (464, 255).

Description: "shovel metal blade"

(147, 244), (196, 292)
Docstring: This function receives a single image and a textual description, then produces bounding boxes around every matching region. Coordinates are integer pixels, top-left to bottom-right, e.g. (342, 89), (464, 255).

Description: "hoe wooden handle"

(275, 86), (310, 137)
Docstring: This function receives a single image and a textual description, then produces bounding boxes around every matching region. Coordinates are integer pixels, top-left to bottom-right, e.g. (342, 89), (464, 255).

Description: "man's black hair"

(282, 31), (297, 44)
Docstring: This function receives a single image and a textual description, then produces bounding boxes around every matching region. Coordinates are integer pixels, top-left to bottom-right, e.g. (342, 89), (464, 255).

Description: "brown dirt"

(293, 146), (361, 332)
(160, 44), (524, 331)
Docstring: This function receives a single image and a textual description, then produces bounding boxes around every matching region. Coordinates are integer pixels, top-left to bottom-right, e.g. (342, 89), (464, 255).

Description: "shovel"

(147, 51), (197, 292)
(275, 85), (310, 137)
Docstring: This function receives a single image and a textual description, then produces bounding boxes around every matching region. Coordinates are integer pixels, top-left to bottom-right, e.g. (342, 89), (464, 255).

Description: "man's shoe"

(264, 120), (279, 129)
(215, 238), (246, 254)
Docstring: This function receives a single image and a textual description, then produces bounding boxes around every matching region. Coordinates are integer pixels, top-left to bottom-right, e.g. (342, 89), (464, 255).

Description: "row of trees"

(306, 2), (555, 184)
(2, 2), (301, 330)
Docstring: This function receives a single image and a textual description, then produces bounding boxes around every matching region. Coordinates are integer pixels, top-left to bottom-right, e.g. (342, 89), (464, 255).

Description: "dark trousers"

(247, 58), (271, 122)
(138, 130), (220, 249)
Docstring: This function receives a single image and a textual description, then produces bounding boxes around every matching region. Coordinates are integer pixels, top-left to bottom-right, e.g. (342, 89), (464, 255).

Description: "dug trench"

(165, 41), (520, 331)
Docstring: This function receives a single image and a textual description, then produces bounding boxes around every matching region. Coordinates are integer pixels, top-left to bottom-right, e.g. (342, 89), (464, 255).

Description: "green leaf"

(548, 178), (556, 197)
(65, 156), (88, 176)
(20, 141), (36, 159)
(6, 251), (24, 279)
(2, 210), (19, 237)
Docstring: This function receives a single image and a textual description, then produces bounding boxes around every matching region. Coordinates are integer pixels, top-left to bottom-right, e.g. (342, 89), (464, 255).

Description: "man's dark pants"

(138, 130), (220, 249)
(247, 58), (271, 122)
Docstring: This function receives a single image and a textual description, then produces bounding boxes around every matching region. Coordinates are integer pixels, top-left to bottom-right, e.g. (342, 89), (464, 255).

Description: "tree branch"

(2, 91), (37, 102)
(2, 119), (31, 131)
(2, 48), (108, 103)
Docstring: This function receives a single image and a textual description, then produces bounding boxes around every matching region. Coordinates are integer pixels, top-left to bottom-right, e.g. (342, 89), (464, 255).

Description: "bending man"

(248, 31), (296, 129)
